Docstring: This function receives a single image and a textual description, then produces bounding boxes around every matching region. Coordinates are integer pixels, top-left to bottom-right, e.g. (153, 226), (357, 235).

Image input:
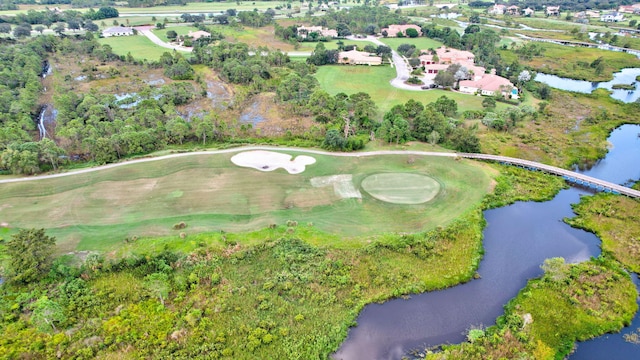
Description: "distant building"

(297, 26), (338, 39)
(380, 24), (422, 37)
(601, 11), (624, 22)
(546, 6), (560, 16)
(488, 4), (505, 15)
(102, 27), (134, 37)
(618, 4), (640, 14)
(522, 7), (535, 17)
(187, 30), (211, 40)
(506, 5), (520, 16)
(338, 49), (382, 66)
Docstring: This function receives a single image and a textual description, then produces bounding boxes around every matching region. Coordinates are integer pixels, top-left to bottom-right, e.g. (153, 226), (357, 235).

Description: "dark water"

(335, 124), (640, 360)
(535, 68), (640, 103)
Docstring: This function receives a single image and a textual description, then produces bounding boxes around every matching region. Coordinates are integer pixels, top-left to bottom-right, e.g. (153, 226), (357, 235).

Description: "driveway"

(347, 35), (424, 91)
(136, 27), (193, 53)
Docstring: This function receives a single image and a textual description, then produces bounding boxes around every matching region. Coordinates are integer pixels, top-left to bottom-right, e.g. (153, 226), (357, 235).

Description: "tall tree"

(6, 228), (56, 284)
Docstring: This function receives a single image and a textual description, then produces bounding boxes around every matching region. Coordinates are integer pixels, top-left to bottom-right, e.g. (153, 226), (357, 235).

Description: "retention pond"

(335, 124), (640, 359)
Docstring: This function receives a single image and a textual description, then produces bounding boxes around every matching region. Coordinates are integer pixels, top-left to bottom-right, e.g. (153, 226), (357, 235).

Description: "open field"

(98, 35), (180, 61)
(0, 150), (492, 253)
(315, 65), (510, 114)
(378, 37), (444, 51)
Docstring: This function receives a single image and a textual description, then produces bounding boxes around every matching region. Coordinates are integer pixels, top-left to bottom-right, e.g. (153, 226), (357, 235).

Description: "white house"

(601, 11), (624, 22)
(338, 50), (382, 66)
(488, 4), (506, 15)
(102, 27), (134, 37)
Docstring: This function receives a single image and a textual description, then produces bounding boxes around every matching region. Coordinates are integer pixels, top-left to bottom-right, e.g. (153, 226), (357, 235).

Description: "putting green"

(361, 173), (441, 204)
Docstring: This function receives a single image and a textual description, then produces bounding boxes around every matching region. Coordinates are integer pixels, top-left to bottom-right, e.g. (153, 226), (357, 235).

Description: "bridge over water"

(458, 153), (640, 198)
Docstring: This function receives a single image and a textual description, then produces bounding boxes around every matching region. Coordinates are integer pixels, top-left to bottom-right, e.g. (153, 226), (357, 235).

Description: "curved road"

(347, 35), (423, 91)
(1, 146), (638, 198)
(136, 27), (193, 52)
(136, 29), (422, 91)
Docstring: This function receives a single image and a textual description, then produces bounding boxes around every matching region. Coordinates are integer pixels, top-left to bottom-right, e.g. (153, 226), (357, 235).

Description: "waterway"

(334, 124), (640, 360)
(535, 68), (640, 103)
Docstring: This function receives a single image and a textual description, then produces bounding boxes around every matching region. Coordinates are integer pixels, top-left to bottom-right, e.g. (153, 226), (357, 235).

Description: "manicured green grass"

(152, 25), (199, 42)
(315, 65), (508, 114)
(0, 151), (492, 253)
(378, 36), (444, 51)
(97, 35), (182, 61)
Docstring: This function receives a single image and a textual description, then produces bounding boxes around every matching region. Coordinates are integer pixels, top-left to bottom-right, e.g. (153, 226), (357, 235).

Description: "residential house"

(522, 7), (534, 17)
(419, 46), (517, 97)
(459, 73), (518, 98)
(546, 6), (560, 16)
(338, 50), (382, 66)
(488, 4), (506, 15)
(187, 30), (211, 40)
(601, 11), (624, 22)
(102, 27), (134, 37)
(297, 26), (338, 39)
(586, 10), (601, 18)
(506, 5), (520, 16)
(380, 24), (422, 37)
(618, 4), (640, 14)
(419, 47), (484, 78)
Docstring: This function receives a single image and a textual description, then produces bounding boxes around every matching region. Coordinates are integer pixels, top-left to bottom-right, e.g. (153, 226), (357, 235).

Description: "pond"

(535, 68), (640, 103)
(334, 124), (640, 360)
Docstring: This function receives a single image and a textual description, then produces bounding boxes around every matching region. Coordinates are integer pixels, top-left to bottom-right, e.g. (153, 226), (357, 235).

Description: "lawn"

(98, 35), (185, 61)
(0, 150), (492, 253)
(315, 65), (508, 114)
(152, 25), (199, 42)
(378, 36), (444, 51)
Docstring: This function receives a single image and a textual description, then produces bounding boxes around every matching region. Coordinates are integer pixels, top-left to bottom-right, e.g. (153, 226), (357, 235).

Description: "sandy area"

(230, 150), (316, 174)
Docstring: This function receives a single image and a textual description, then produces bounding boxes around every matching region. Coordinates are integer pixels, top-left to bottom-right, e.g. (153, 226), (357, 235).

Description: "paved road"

(347, 35), (424, 91)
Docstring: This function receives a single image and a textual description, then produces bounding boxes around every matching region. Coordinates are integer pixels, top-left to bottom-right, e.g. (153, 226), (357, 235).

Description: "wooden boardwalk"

(459, 153), (640, 198)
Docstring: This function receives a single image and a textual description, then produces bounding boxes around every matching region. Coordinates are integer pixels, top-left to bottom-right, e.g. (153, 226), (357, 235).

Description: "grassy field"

(315, 65), (510, 114)
(98, 35), (184, 61)
(499, 42), (640, 81)
(378, 37), (444, 51)
(152, 25), (199, 42)
(567, 193), (640, 273)
(0, 151), (492, 253)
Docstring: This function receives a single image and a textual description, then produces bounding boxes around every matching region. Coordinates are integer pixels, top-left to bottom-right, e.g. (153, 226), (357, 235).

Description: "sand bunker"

(231, 150), (316, 174)
(310, 174), (362, 199)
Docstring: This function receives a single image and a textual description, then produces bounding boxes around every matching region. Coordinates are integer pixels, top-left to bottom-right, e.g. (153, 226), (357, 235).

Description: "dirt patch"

(310, 175), (362, 199)
(239, 93), (315, 136)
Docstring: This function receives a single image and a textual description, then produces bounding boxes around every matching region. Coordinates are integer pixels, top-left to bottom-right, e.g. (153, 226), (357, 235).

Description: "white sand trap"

(310, 174), (362, 199)
(231, 150), (316, 174)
